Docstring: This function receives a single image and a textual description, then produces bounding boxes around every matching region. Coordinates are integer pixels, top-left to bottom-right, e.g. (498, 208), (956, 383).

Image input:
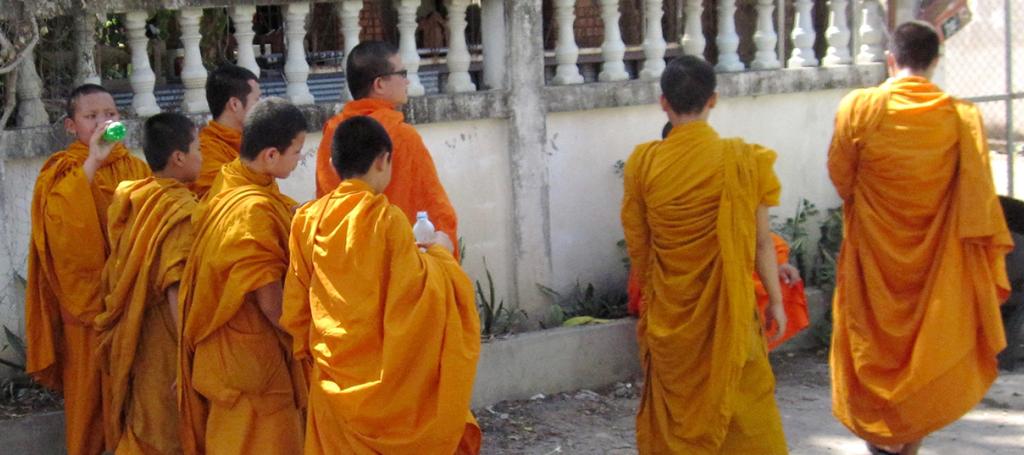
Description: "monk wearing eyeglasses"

(314, 41), (458, 257)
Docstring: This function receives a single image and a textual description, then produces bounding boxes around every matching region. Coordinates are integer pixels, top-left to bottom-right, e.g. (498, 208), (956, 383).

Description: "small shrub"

(475, 259), (526, 338)
(538, 281), (629, 326)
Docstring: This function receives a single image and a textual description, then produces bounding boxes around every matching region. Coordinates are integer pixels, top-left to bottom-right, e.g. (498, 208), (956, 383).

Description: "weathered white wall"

(0, 90), (850, 368)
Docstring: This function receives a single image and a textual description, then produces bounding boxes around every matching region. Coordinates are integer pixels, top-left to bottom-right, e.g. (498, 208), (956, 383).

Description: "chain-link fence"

(942, 0), (1022, 196)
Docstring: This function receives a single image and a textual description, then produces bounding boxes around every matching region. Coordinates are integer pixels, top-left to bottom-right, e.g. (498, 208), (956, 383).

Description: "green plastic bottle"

(102, 121), (127, 143)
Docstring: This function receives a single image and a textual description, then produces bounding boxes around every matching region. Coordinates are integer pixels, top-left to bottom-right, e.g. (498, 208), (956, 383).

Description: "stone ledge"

(472, 319), (640, 408)
(544, 63), (887, 113)
(0, 90), (509, 161)
(0, 411), (66, 454)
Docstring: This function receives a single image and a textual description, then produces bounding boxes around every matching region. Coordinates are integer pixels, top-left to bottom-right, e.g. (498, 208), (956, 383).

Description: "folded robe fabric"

(96, 177), (195, 454)
(191, 120), (241, 198)
(622, 121), (787, 454)
(178, 159), (305, 455)
(828, 76), (1012, 445)
(26, 141), (149, 455)
(282, 178), (481, 454)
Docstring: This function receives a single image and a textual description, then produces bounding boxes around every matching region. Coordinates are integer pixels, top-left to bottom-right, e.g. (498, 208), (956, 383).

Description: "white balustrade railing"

(13, 0), (889, 126)
(179, 7), (208, 113)
(639, 0), (667, 80)
(598, 0), (628, 82)
(231, 6), (261, 78)
(125, 11), (160, 117)
(551, 0), (584, 85)
(715, 0), (744, 72)
(445, 0), (477, 93)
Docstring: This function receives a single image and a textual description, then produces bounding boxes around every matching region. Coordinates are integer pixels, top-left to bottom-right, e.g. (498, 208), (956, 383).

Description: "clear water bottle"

(413, 211), (435, 244)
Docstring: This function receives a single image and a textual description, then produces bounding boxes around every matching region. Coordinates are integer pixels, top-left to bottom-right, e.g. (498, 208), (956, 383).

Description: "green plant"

(813, 207), (844, 290)
(0, 325), (25, 371)
(475, 259), (525, 337)
(538, 280), (629, 325)
(774, 198), (819, 277)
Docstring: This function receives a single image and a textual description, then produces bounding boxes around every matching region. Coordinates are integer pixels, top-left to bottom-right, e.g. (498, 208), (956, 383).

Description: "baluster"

(445, 0), (477, 92)
(338, 0), (362, 101)
(788, 0), (819, 68)
(681, 0), (706, 59)
(398, 0), (425, 96)
(751, 0), (781, 70)
(231, 6), (261, 78)
(125, 11), (160, 116)
(180, 8), (208, 113)
(715, 0), (744, 72)
(16, 51), (48, 127)
(73, 13), (101, 85)
(598, 0), (628, 82)
(823, 0), (852, 66)
(551, 0), (583, 85)
(284, 3), (315, 105)
(640, 0), (666, 80)
(856, 0), (885, 64)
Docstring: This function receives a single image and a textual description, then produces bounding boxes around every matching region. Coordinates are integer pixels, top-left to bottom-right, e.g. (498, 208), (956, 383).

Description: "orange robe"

(828, 76), (1012, 445)
(628, 233), (810, 351)
(622, 121), (787, 454)
(25, 142), (150, 455)
(192, 120), (241, 198)
(178, 159), (305, 455)
(314, 98), (458, 245)
(281, 179), (481, 454)
(95, 177), (195, 454)
(754, 234), (810, 350)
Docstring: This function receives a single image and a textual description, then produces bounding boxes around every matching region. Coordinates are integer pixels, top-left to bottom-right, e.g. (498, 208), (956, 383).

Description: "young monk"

(94, 113), (200, 454)
(622, 56), (788, 454)
(25, 84), (150, 455)
(282, 116), (481, 454)
(192, 64), (261, 197)
(628, 123), (809, 350)
(314, 41), (458, 248)
(828, 21), (1011, 455)
(178, 98), (307, 455)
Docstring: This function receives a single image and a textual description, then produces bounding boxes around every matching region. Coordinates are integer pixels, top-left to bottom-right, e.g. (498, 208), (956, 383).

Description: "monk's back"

(857, 82), (959, 225)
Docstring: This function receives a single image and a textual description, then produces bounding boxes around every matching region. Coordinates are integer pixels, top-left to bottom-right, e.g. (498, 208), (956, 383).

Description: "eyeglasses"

(374, 69), (409, 80)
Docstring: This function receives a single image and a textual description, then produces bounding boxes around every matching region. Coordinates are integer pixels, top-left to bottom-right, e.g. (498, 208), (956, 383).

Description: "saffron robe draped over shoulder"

(828, 77), (1012, 445)
(192, 120), (241, 198)
(95, 177), (195, 454)
(281, 179), (481, 454)
(25, 141), (150, 455)
(314, 99), (458, 245)
(622, 121), (787, 454)
(178, 159), (305, 455)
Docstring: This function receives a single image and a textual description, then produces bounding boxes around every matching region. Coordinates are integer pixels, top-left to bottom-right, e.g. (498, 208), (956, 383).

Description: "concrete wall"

(0, 88), (856, 371)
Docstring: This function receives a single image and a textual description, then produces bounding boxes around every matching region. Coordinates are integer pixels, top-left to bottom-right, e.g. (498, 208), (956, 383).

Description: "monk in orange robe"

(95, 113), (201, 454)
(282, 116), (481, 454)
(629, 124), (810, 350)
(314, 41), (458, 247)
(828, 22), (1011, 455)
(622, 56), (788, 454)
(25, 84), (150, 455)
(178, 98), (307, 455)
(192, 64), (261, 197)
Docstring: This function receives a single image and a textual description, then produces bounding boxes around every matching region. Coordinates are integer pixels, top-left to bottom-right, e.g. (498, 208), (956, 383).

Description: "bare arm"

(756, 206), (786, 342)
(83, 121), (117, 182)
(254, 281), (285, 331)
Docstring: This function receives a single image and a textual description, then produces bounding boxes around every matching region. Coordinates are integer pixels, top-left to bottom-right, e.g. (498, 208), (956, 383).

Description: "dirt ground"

(476, 349), (1024, 454)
